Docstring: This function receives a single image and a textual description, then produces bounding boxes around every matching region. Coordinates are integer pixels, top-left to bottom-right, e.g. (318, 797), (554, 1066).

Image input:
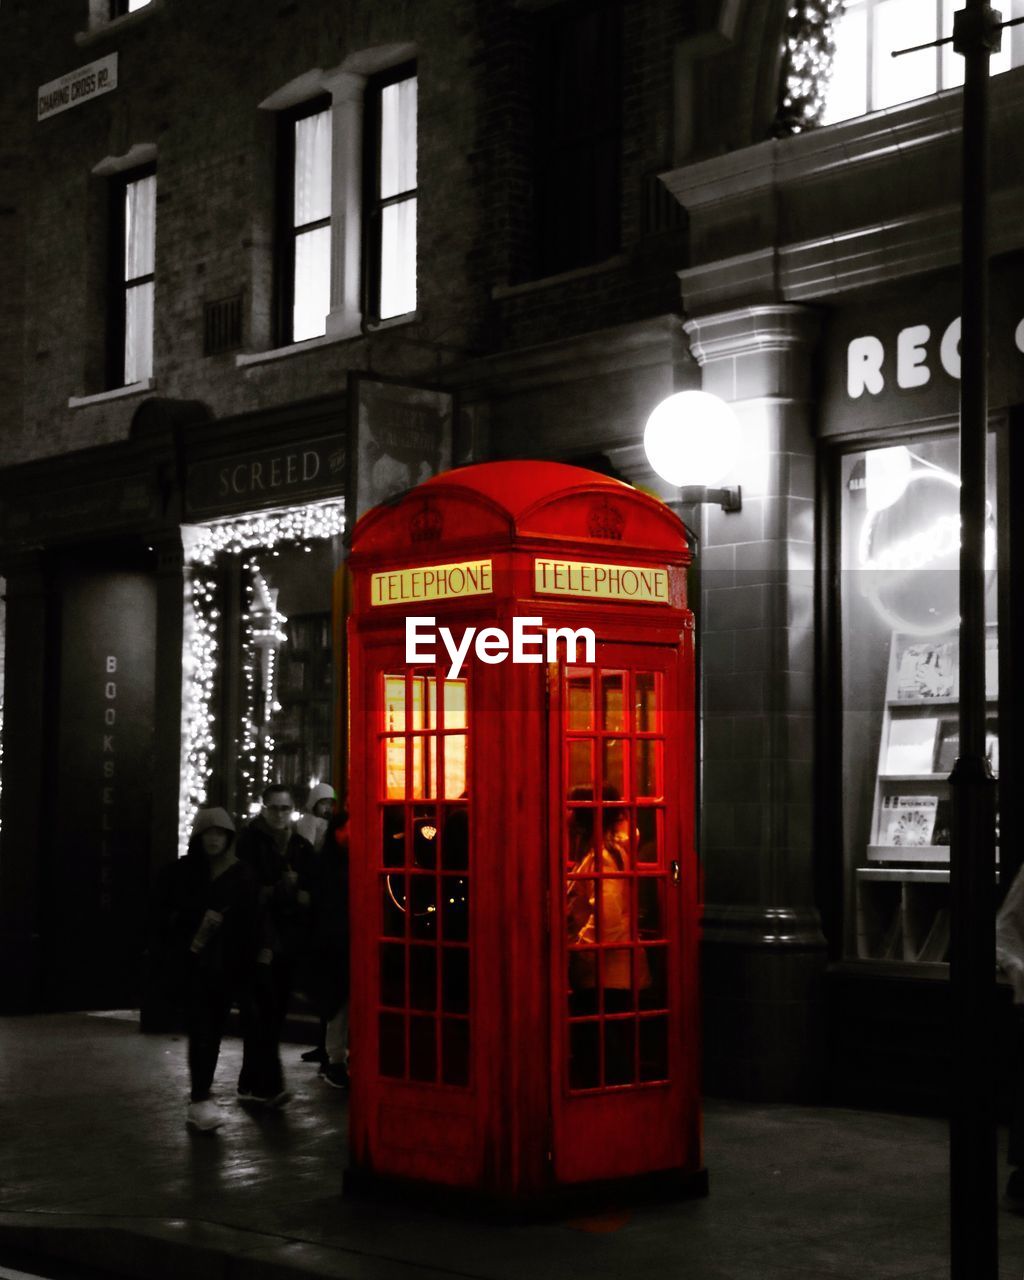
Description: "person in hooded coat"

(152, 807), (258, 1132)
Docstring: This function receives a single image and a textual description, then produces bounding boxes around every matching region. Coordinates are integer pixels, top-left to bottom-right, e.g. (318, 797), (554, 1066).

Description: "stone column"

(322, 69), (366, 341)
(684, 304), (826, 1100)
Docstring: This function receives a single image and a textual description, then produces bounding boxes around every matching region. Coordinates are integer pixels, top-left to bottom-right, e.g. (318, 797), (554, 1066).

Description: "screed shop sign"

(37, 54), (118, 121)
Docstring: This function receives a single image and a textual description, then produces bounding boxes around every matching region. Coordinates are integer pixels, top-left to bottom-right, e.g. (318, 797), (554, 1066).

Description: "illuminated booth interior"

(346, 461), (704, 1206)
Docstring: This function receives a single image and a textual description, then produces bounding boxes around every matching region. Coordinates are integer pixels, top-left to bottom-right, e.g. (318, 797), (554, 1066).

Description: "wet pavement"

(1, 1011), (1023, 1279)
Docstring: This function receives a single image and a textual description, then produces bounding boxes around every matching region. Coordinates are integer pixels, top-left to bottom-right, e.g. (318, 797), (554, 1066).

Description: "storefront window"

(839, 434), (997, 963)
(179, 501), (345, 853)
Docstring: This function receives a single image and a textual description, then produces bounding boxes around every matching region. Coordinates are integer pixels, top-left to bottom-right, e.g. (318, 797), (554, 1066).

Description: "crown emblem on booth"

(411, 501), (443, 542)
(588, 499), (625, 541)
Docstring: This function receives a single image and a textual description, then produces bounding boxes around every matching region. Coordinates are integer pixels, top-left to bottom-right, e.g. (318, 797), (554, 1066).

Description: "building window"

(365, 66), (417, 323)
(837, 433), (998, 964)
(110, 0), (151, 15)
(110, 167), (155, 388)
(277, 97), (333, 345)
(533, 0), (621, 278)
(823, 0), (1021, 124)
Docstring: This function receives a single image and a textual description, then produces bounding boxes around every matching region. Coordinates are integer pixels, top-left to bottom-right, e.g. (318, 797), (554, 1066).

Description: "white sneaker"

(187, 1099), (222, 1132)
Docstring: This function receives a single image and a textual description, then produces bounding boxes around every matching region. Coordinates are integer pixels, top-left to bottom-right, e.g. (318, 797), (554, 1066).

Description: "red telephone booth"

(346, 461), (703, 1207)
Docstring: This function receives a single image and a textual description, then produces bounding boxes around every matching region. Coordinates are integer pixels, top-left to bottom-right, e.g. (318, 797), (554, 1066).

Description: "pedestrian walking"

(235, 784), (316, 1107)
(152, 807), (258, 1132)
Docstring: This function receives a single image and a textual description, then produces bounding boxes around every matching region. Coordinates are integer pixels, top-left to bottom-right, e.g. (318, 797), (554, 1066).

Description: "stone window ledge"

(68, 379), (153, 409)
(235, 312), (418, 368)
(75, 0), (165, 48)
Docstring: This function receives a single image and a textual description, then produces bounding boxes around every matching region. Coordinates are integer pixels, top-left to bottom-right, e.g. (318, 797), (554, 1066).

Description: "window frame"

(107, 162), (156, 391)
(109, 0), (151, 16)
(274, 93), (333, 348)
(531, 0), (622, 280)
(824, 0), (1024, 124)
(363, 62), (418, 326)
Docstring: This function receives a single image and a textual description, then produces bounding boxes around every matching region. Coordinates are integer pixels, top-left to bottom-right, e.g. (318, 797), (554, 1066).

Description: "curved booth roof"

(349, 460), (690, 564)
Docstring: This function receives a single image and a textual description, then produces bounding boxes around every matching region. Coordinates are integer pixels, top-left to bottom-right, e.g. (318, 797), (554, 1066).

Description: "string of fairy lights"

(178, 500), (345, 856)
(773, 0), (845, 135)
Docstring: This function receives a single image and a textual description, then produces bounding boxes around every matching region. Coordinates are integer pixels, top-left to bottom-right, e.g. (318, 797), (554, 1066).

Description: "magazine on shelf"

(886, 718), (938, 774)
(880, 794), (939, 847)
(894, 637), (957, 700)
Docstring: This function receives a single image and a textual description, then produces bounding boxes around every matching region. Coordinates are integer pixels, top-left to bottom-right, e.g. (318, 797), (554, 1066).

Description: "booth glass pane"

(568, 740), (593, 789)
(410, 874), (437, 939)
(569, 1021), (600, 1090)
(601, 672), (626, 731)
(603, 950), (633, 1009)
(636, 806), (660, 864)
(602, 738), (627, 797)
(641, 945), (668, 1010)
(637, 877), (665, 939)
(441, 876), (469, 941)
(380, 943), (406, 1007)
(443, 679), (467, 729)
(567, 674), (593, 731)
(384, 676), (406, 731)
(441, 946), (469, 1012)
(634, 672), (659, 732)
(638, 1015), (668, 1082)
(604, 1018), (636, 1085)
(379, 1013), (405, 1077)
(409, 1015), (436, 1081)
(441, 806), (469, 869)
(412, 807), (437, 868)
(442, 1019), (470, 1085)
(381, 874), (405, 936)
(443, 733), (466, 798)
(381, 806), (404, 866)
(408, 944), (437, 1010)
(385, 739), (406, 799)
(411, 675), (437, 730)
(636, 739), (661, 798)
(410, 735), (437, 798)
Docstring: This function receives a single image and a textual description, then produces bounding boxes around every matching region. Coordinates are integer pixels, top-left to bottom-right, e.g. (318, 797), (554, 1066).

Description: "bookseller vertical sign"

(53, 571), (155, 1005)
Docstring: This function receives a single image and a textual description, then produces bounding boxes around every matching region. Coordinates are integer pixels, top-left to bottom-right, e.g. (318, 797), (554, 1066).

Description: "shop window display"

(839, 434), (997, 964)
(179, 501), (344, 853)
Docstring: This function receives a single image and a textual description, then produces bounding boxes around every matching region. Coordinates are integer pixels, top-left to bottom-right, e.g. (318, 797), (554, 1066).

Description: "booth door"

(550, 648), (692, 1182)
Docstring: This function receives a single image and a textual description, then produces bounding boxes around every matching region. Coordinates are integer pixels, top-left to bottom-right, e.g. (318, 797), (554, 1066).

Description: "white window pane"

(125, 174), (155, 280)
(128, 0), (151, 10)
(292, 224), (331, 341)
(822, 4), (869, 123)
(124, 279), (153, 384)
(294, 109), (332, 227)
(379, 197), (417, 319)
(941, 0), (1010, 84)
(380, 76), (417, 199)
(874, 0), (938, 109)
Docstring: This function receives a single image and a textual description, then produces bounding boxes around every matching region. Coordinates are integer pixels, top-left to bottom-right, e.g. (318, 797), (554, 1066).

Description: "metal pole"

(949, 2), (1000, 1274)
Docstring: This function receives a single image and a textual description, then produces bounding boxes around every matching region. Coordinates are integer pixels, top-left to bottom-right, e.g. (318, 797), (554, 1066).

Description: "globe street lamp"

(643, 390), (743, 512)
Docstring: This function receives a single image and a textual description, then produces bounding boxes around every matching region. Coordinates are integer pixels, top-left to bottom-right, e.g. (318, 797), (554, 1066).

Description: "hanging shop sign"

(37, 54), (117, 121)
(349, 375), (454, 521)
(821, 257), (1024, 438)
(185, 435), (346, 517)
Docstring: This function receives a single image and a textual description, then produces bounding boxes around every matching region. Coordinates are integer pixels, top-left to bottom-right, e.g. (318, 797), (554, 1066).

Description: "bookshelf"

(856, 626), (998, 962)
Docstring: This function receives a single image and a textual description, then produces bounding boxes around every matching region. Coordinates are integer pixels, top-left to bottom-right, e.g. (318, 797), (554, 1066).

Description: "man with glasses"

(235, 784), (316, 1107)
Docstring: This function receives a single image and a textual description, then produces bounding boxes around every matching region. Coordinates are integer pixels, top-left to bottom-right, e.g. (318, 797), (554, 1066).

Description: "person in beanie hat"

(152, 807), (258, 1132)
